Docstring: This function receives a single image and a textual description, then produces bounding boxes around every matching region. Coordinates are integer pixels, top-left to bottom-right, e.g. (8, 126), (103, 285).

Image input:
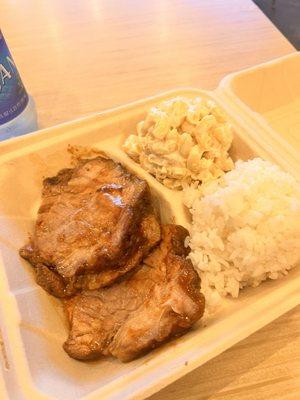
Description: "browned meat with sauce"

(63, 225), (205, 362)
(23, 211), (160, 297)
(20, 157), (161, 295)
(19, 156), (205, 363)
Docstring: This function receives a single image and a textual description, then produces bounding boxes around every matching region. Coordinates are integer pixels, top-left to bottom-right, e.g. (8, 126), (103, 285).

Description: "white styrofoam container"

(219, 52), (300, 164)
(0, 78), (299, 399)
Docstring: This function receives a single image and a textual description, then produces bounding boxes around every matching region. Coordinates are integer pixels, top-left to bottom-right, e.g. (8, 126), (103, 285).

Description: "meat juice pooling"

(0, 30), (37, 140)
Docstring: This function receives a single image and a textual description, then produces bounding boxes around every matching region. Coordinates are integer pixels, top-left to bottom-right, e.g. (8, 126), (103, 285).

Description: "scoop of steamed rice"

(184, 158), (300, 298)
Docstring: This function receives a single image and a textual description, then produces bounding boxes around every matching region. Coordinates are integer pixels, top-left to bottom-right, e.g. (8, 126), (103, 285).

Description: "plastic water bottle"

(0, 30), (37, 141)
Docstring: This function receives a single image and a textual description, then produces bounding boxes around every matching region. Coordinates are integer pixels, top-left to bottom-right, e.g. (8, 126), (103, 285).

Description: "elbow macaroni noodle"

(123, 97), (234, 189)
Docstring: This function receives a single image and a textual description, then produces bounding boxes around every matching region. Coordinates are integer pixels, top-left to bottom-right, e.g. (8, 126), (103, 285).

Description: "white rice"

(184, 158), (300, 300)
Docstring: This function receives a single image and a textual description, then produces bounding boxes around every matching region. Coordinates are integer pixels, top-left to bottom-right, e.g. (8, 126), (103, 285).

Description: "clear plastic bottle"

(0, 30), (37, 141)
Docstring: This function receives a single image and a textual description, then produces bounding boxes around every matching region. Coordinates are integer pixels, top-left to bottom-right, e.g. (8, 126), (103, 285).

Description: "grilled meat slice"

(63, 225), (205, 362)
(20, 156), (161, 288)
(21, 211), (161, 297)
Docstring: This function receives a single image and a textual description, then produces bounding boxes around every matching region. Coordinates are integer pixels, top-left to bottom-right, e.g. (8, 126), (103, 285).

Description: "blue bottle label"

(0, 31), (29, 125)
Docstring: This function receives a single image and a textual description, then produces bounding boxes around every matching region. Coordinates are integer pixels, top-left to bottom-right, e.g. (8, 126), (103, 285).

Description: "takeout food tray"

(219, 52), (300, 164)
(0, 54), (299, 400)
